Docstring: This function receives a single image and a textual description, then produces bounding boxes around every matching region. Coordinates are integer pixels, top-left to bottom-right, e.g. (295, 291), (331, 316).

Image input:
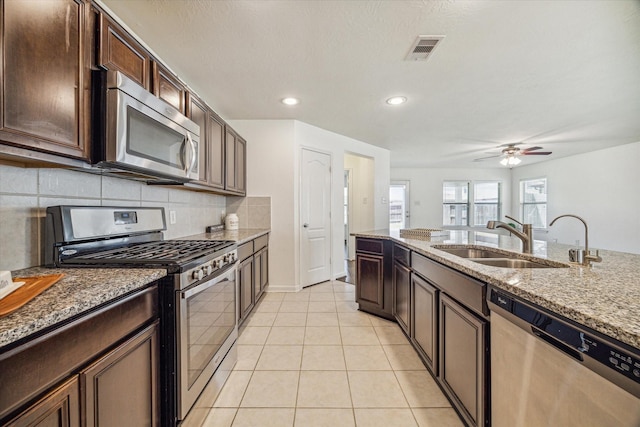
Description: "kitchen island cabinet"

(0, 0), (91, 162)
(355, 237), (393, 320)
(392, 243), (411, 335)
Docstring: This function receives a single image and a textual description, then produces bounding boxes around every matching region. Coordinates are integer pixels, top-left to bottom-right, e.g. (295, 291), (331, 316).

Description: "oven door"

(105, 82), (200, 182)
(176, 263), (237, 419)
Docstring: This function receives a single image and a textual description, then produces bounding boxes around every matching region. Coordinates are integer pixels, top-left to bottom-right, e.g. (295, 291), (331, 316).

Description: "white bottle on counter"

(225, 213), (239, 230)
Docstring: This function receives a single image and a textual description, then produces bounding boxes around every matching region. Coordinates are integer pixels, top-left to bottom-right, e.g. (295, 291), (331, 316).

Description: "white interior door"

(301, 149), (332, 287)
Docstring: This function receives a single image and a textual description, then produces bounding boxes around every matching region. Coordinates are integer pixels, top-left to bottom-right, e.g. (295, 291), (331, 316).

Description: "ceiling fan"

(474, 143), (552, 166)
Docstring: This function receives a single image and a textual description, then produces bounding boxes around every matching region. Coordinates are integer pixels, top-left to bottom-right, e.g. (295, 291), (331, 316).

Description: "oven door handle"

(181, 264), (235, 299)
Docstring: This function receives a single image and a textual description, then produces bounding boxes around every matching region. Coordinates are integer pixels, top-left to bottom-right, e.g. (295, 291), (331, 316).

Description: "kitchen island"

(354, 229), (640, 348)
(353, 229), (640, 427)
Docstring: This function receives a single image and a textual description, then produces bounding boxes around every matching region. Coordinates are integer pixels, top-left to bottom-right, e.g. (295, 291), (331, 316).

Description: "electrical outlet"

(169, 210), (177, 225)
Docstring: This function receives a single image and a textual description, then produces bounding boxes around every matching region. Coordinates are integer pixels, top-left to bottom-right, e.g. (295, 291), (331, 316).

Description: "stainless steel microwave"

(92, 70), (200, 183)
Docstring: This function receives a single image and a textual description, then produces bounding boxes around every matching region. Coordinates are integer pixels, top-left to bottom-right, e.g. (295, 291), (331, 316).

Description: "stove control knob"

(229, 253), (236, 262)
(215, 259), (222, 269)
(192, 269), (204, 281)
(223, 255), (229, 263)
(205, 265), (213, 275)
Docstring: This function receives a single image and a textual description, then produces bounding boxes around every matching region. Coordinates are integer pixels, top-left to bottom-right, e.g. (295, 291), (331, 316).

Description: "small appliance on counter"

(225, 213), (239, 230)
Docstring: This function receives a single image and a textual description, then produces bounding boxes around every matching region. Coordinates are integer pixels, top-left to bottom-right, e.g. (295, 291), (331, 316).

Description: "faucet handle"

(505, 215), (523, 226)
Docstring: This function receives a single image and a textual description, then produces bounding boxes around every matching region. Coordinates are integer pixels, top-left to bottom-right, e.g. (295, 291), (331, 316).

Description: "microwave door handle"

(181, 135), (190, 174)
(186, 132), (197, 175)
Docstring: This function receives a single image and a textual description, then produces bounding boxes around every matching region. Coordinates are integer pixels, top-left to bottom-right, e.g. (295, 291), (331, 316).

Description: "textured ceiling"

(101, 0), (640, 168)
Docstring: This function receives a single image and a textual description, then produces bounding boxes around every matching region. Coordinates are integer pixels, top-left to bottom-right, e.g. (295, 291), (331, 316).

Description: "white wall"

(511, 142), (640, 254)
(224, 120), (297, 289)
(390, 167), (512, 228)
(230, 119), (390, 291)
(344, 153), (375, 260)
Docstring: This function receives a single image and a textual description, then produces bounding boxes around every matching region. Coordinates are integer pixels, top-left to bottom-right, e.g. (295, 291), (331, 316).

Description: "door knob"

(303, 223), (309, 228)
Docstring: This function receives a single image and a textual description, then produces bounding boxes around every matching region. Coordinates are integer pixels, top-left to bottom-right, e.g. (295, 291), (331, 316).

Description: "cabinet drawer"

(412, 252), (487, 317)
(393, 243), (410, 266)
(238, 241), (254, 262)
(356, 238), (385, 255)
(254, 234), (269, 251)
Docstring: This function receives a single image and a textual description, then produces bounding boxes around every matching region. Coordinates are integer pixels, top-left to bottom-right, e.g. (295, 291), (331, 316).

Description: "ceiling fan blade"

(473, 154), (502, 161)
(522, 146), (543, 152)
(522, 151), (552, 155)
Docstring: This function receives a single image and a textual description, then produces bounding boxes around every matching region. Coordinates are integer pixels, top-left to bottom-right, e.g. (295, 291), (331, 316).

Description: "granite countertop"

(182, 228), (270, 245)
(353, 229), (640, 350)
(0, 229), (269, 350)
(0, 267), (166, 350)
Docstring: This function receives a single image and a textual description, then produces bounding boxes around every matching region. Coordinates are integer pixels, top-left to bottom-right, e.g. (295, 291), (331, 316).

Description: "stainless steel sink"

(471, 258), (566, 269)
(433, 247), (508, 259)
(433, 245), (569, 269)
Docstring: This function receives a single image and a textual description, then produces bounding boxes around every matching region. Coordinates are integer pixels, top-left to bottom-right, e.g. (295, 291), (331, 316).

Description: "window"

(473, 182), (501, 226)
(520, 178), (547, 228)
(443, 181), (469, 226)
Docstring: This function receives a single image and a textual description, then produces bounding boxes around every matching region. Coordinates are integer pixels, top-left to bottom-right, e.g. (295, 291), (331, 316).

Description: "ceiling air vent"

(405, 36), (445, 61)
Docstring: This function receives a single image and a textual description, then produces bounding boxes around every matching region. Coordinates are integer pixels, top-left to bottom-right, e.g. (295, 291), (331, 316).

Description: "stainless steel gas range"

(45, 205), (238, 425)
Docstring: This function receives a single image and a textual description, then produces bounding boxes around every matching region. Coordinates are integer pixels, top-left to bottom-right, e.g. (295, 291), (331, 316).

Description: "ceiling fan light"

(500, 156), (521, 166)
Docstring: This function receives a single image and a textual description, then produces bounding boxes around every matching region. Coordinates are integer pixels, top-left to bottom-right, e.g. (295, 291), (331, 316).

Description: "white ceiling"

(102, 0), (640, 168)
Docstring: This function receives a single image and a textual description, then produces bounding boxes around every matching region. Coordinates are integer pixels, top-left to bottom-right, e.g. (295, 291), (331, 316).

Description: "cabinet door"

(235, 136), (246, 195)
(392, 261), (411, 335)
(439, 294), (487, 427)
(253, 247), (269, 301)
(207, 112), (225, 189)
(152, 61), (186, 114)
(97, 13), (150, 89)
(238, 256), (254, 324)
(81, 322), (159, 427)
(411, 274), (438, 374)
(186, 93), (208, 183)
(1, 0), (90, 159)
(225, 128), (237, 191)
(5, 377), (80, 427)
(356, 254), (384, 309)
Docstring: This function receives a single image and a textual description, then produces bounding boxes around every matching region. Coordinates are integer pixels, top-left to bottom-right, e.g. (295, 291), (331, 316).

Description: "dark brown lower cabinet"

(392, 261), (411, 335)
(81, 322), (158, 427)
(238, 255), (254, 322)
(254, 246), (269, 302)
(411, 273), (438, 374)
(439, 294), (488, 427)
(5, 377), (80, 427)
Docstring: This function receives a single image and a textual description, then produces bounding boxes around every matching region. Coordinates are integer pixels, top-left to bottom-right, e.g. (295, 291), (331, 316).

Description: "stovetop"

(63, 240), (235, 269)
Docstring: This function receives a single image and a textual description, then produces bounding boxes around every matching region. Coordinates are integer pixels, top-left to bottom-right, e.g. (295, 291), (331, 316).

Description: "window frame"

(519, 177), (548, 229)
(472, 181), (502, 227)
(442, 181), (470, 227)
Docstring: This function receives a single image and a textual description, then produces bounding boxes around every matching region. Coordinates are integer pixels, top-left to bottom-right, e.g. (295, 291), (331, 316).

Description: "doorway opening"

(390, 181), (410, 230)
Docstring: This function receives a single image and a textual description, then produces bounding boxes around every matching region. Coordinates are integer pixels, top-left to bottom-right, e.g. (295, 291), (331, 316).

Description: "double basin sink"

(433, 245), (569, 269)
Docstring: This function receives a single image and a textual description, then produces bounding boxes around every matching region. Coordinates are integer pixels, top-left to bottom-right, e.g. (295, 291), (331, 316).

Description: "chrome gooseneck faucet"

(549, 214), (602, 267)
(486, 215), (533, 254)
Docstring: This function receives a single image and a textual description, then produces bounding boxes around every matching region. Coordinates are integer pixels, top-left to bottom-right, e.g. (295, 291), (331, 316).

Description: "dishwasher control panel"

(489, 289), (640, 388)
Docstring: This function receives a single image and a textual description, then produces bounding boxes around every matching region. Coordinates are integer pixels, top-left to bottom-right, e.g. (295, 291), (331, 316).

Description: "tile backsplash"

(226, 196), (271, 229)
(0, 163), (228, 271)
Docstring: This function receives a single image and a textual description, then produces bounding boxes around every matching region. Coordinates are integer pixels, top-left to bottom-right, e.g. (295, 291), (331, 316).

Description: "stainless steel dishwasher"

(488, 286), (640, 427)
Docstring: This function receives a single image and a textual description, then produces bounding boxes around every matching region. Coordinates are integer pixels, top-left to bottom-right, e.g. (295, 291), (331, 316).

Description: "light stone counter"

(182, 228), (270, 245)
(353, 229), (640, 350)
(0, 267), (166, 349)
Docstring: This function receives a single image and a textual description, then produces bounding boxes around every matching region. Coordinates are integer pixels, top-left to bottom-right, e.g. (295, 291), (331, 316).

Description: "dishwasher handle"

(531, 326), (584, 361)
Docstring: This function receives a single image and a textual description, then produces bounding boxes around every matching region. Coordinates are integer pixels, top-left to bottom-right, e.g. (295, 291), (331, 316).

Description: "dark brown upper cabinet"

(0, 0), (91, 160)
(186, 93), (225, 190)
(225, 127), (246, 195)
(152, 61), (186, 114)
(97, 12), (151, 90)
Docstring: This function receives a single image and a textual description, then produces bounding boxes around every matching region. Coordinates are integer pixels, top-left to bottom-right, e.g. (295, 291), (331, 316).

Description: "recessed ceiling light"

(281, 97), (299, 106)
(386, 96), (407, 105)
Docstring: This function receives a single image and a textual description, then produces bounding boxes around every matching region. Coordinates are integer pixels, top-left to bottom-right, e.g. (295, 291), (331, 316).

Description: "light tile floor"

(183, 281), (464, 427)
